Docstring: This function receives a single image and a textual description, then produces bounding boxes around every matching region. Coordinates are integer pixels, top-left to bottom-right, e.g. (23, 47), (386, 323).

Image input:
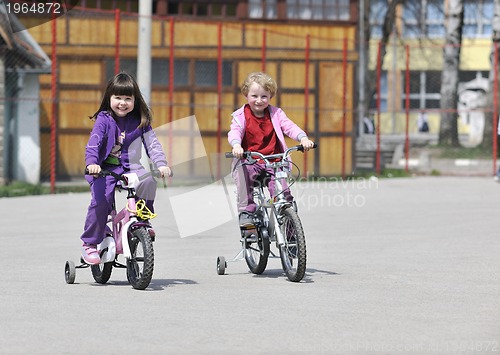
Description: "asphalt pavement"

(0, 176), (499, 354)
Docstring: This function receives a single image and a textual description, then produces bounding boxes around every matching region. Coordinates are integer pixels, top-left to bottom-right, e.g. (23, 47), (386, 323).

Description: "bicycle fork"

(269, 205), (286, 247)
(120, 195), (139, 259)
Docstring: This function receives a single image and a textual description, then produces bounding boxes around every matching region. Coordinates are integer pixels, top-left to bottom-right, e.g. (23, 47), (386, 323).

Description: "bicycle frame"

(66, 167), (165, 289)
(98, 171), (156, 262)
(218, 144), (316, 281)
(248, 146), (299, 248)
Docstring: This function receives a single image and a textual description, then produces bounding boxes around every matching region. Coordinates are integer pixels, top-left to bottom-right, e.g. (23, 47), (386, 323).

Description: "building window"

(403, 2), (421, 38)
(78, 0), (138, 12)
(165, 1), (237, 17)
(425, 1), (445, 38)
(464, 0), (493, 38)
(286, 0), (350, 21)
(194, 60), (233, 87)
(369, 71), (388, 111)
(401, 71), (441, 110)
(105, 59), (189, 86)
(249, 0), (277, 19)
(403, 0), (445, 39)
(107, 59), (233, 87)
(369, 0), (386, 38)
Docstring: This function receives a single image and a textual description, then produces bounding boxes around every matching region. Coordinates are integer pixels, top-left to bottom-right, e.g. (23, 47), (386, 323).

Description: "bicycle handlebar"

(84, 168), (163, 185)
(225, 143), (317, 162)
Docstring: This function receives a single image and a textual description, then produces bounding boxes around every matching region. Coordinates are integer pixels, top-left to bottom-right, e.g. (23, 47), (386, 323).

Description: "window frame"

(285, 0), (350, 21)
(463, 0), (493, 38)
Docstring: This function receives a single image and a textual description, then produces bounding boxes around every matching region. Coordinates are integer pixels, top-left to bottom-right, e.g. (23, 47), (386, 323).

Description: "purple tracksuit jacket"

(81, 111), (168, 246)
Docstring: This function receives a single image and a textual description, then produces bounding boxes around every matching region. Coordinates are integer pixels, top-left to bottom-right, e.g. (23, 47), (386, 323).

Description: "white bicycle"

(217, 144), (316, 282)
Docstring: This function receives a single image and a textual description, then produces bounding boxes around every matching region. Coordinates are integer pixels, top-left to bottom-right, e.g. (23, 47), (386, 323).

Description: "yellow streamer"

(127, 199), (157, 220)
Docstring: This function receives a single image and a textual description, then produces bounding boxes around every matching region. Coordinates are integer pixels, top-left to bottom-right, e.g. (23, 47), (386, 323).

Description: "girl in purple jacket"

(81, 72), (171, 265)
(228, 72), (314, 227)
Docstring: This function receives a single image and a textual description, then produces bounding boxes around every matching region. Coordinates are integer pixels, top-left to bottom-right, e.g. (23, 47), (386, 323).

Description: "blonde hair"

(241, 72), (277, 98)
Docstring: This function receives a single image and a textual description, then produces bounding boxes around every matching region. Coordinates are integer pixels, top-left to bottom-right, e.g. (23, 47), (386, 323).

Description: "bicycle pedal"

(245, 235), (258, 243)
(240, 223), (256, 230)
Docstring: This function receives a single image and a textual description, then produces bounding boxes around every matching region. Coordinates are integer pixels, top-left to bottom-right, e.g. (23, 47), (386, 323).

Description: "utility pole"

(358, 0), (366, 136)
(137, 0), (152, 105)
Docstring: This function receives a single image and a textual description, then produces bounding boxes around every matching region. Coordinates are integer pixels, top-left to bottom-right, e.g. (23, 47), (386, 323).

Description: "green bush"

(0, 181), (89, 198)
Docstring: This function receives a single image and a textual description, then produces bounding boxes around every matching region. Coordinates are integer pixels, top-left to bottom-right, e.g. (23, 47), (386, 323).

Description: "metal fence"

(366, 39), (498, 176)
(4, 7), (499, 191)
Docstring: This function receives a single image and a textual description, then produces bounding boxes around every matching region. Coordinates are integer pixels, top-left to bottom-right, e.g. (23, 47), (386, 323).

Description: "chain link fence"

(4, 7), (499, 188)
(363, 39), (498, 176)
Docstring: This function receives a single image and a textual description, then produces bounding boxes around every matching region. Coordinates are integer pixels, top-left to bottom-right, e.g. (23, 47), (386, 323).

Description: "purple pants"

(80, 165), (158, 246)
(232, 161), (292, 214)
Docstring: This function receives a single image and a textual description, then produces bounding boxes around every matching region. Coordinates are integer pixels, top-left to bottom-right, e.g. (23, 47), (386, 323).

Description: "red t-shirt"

(241, 104), (280, 156)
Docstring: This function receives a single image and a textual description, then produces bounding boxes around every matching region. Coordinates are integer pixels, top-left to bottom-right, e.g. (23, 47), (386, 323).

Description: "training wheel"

(216, 256), (226, 275)
(65, 260), (76, 284)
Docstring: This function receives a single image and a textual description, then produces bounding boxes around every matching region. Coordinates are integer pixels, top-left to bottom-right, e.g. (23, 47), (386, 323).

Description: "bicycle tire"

(278, 207), (307, 282)
(244, 227), (270, 274)
(126, 227), (154, 290)
(91, 262), (113, 284)
(65, 260), (76, 284)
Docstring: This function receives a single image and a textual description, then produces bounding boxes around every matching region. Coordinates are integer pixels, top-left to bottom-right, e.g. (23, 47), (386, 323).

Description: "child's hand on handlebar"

(158, 165), (173, 178)
(86, 164), (101, 176)
(300, 137), (315, 151)
(232, 144), (244, 159)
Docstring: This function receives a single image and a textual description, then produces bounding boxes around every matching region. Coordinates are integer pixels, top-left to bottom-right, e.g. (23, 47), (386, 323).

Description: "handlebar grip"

(296, 142), (317, 152)
(84, 168), (122, 181)
(84, 168), (106, 176)
(226, 152), (252, 159)
(84, 167), (105, 175)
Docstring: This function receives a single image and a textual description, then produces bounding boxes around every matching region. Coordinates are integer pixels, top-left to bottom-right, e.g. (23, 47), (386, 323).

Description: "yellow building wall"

(30, 14), (357, 178)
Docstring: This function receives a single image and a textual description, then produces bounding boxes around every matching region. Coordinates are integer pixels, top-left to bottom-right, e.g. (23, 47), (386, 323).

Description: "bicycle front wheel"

(126, 227), (154, 290)
(278, 207), (307, 282)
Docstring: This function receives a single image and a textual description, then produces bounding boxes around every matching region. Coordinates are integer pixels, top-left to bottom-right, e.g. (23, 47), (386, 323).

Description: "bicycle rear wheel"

(244, 228), (270, 274)
(278, 207), (307, 282)
(126, 227), (154, 290)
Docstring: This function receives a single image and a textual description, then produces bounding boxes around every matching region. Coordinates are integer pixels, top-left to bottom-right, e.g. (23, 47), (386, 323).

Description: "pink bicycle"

(64, 168), (166, 290)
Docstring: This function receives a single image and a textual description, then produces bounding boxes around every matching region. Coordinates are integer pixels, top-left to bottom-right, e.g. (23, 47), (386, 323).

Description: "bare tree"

(483, 0), (500, 150)
(439, 0), (463, 147)
(362, 0), (405, 118)
(362, 0), (465, 147)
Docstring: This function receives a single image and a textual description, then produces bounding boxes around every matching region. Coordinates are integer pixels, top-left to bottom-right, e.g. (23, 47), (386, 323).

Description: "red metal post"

(168, 17), (174, 123)
(375, 41), (382, 174)
(494, 43), (499, 175)
(217, 23), (223, 179)
(168, 17), (175, 169)
(304, 34), (310, 176)
(341, 37), (347, 179)
(261, 29), (267, 72)
(405, 44), (410, 173)
(114, 9), (120, 74)
(50, 12), (58, 193)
